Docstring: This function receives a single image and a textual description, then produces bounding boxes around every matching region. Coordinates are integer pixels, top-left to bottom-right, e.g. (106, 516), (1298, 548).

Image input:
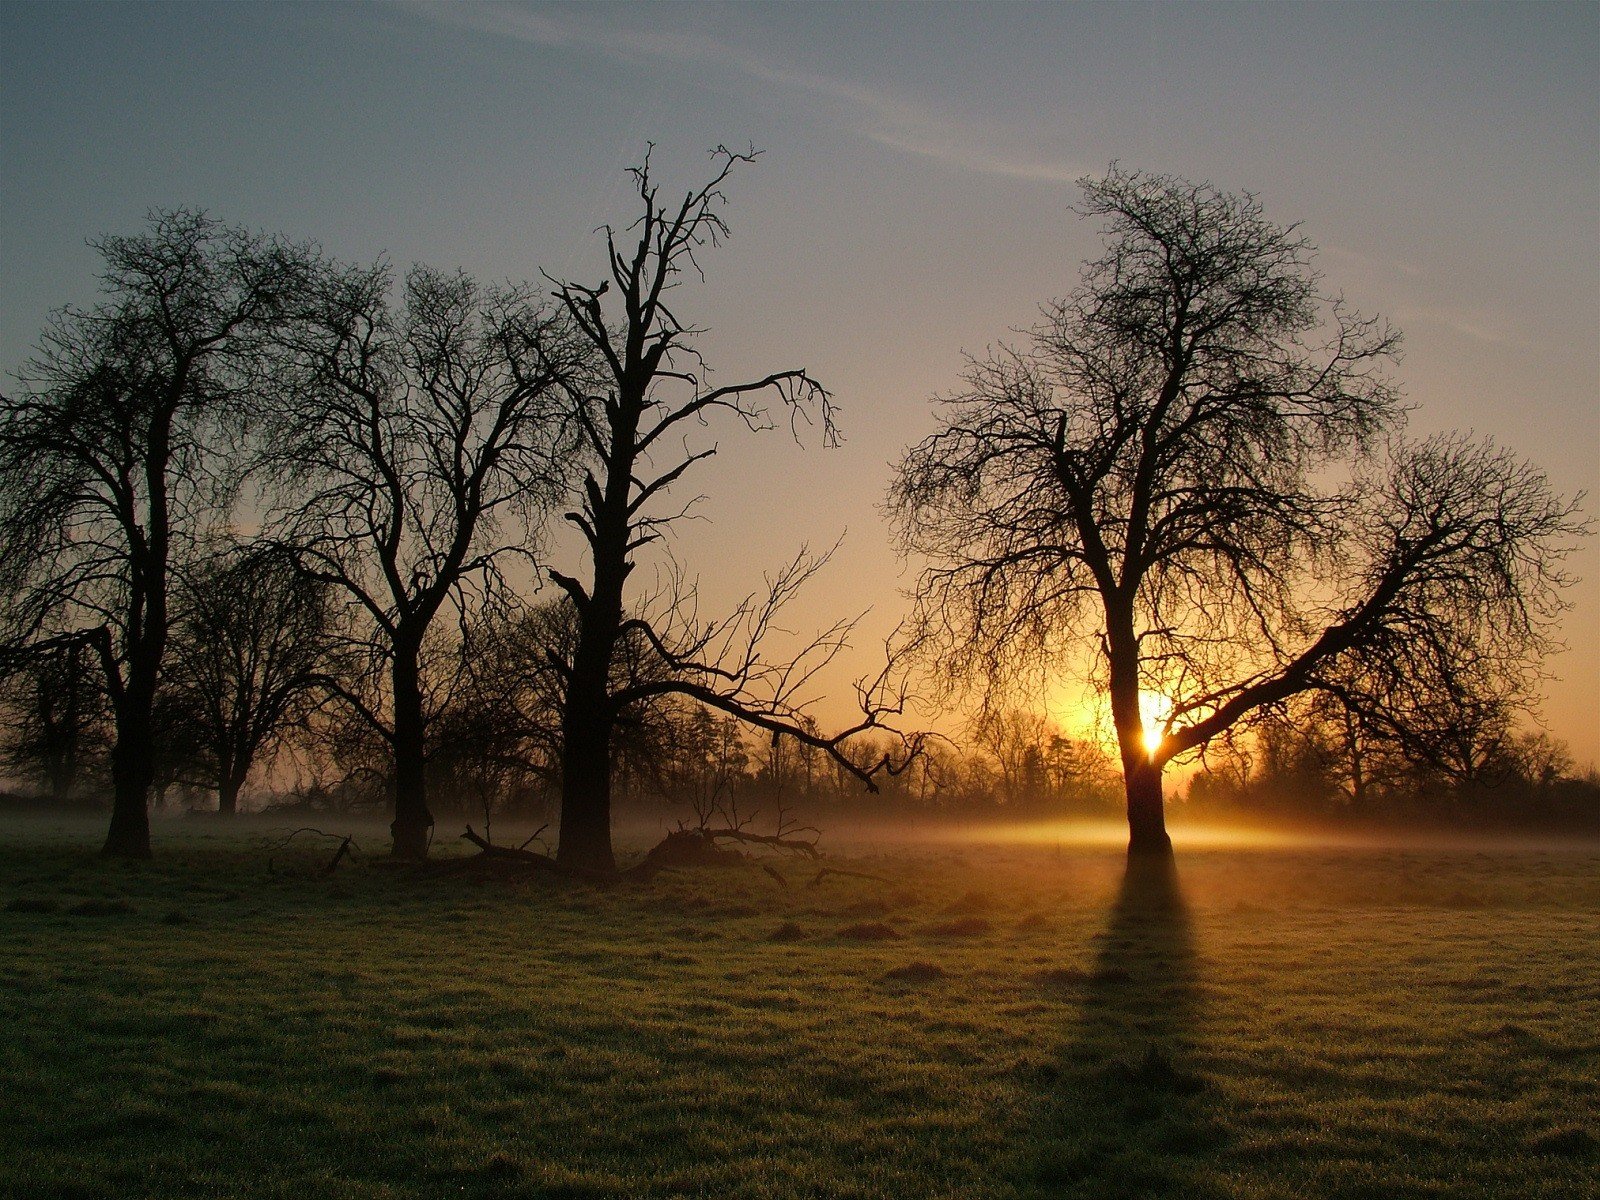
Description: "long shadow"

(1015, 854), (1222, 1198)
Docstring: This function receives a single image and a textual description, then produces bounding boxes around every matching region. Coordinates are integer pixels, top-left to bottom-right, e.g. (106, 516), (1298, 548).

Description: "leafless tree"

(545, 146), (916, 872)
(262, 263), (582, 857)
(164, 543), (338, 814)
(970, 707), (1054, 807)
(891, 168), (1587, 855)
(0, 641), (110, 802)
(0, 211), (314, 856)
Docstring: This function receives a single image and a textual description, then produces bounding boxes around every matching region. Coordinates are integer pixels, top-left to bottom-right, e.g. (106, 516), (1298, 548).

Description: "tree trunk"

(1105, 602), (1172, 857)
(217, 776), (240, 816)
(390, 646), (433, 859)
(103, 712), (153, 858)
(555, 447), (631, 873)
(1124, 759), (1172, 857)
(557, 665), (616, 873)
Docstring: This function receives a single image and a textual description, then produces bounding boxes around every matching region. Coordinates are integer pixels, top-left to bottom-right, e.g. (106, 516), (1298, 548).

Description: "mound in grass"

(1032, 966), (1091, 988)
(1110, 1045), (1205, 1096)
(924, 916), (991, 937)
(4, 896), (58, 913)
(942, 889), (994, 916)
(836, 921), (902, 941)
(67, 898), (134, 917)
(768, 921), (807, 942)
(883, 961), (946, 983)
(1525, 1126), (1595, 1157)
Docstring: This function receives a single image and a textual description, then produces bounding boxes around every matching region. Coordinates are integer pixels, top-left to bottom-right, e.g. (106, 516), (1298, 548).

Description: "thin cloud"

(400, 1), (1086, 183)
(1324, 244), (1424, 280)
(1392, 306), (1513, 346)
(1321, 248), (1512, 345)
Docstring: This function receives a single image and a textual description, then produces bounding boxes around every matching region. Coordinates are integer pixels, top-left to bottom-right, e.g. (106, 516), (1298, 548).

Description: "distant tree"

(164, 545), (338, 814)
(638, 702), (753, 824)
(265, 263), (581, 857)
(970, 708), (1053, 807)
(891, 169), (1587, 856)
(1501, 731), (1574, 793)
(146, 683), (210, 813)
(545, 146), (913, 872)
(0, 641), (110, 801)
(0, 212), (313, 855)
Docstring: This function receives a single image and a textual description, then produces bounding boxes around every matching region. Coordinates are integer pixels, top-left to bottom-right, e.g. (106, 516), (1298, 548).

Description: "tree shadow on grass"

(1013, 854), (1223, 1199)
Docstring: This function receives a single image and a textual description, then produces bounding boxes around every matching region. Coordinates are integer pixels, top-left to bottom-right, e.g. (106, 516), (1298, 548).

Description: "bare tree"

(0, 641), (110, 802)
(891, 169), (1587, 855)
(0, 212), (313, 856)
(545, 146), (915, 872)
(263, 263), (581, 857)
(970, 707), (1053, 807)
(164, 544), (338, 814)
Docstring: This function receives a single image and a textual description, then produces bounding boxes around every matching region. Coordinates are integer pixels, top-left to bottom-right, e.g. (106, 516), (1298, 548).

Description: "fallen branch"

(517, 824), (550, 853)
(261, 827), (361, 874)
(761, 863), (790, 887)
(704, 827), (821, 858)
(452, 827), (661, 884)
(324, 835), (356, 874)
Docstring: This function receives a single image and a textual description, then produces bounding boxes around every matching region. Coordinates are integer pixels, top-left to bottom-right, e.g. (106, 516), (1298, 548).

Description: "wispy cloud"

(399, 1), (1086, 183)
(1324, 245), (1424, 281)
(1322, 247), (1515, 345)
(1391, 306), (1513, 346)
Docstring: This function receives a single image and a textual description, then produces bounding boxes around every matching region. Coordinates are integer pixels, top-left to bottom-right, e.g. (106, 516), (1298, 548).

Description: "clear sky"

(2, 1), (1596, 764)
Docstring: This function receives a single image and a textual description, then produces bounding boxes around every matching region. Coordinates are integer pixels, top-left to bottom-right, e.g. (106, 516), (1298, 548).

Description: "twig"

(518, 823), (550, 852)
(324, 836), (356, 874)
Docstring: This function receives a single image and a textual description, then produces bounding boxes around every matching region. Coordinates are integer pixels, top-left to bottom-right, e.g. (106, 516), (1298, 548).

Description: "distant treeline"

(6, 670), (1594, 833)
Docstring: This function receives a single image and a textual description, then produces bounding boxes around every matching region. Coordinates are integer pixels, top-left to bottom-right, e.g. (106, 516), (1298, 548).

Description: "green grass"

(1, 816), (1596, 1198)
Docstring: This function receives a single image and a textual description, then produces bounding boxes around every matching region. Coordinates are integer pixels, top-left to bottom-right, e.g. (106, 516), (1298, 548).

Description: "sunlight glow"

(1141, 691), (1174, 757)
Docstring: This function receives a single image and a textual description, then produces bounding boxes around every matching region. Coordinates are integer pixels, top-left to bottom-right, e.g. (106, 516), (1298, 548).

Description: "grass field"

(1, 815), (1596, 1199)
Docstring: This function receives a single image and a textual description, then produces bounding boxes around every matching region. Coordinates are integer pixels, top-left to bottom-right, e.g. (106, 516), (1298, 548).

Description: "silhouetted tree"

(970, 707), (1054, 807)
(637, 702), (752, 820)
(164, 544), (338, 814)
(892, 169), (1586, 855)
(0, 212), (313, 855)
(265, 263), (580, 857)
(146, 683), (210, 813)
(546, 147), (913, 872)
(0, 641), (110, 801)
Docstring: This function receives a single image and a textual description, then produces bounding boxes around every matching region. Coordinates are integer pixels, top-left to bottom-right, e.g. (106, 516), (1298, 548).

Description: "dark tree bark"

(553, 502), (630, 871)
(389, 640), (433, 858)
(105, 703), (156, 857)
(217, 772), (242, 817)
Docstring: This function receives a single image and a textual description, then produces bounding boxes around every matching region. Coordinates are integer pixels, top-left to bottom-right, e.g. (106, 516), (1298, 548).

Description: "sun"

(1140, 690), (1174, 757)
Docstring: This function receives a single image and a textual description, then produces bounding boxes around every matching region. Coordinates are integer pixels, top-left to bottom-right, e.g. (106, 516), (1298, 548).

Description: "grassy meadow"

(1, 815), (1596, 1199)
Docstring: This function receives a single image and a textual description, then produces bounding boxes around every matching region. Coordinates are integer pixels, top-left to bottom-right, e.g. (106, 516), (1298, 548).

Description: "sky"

(2, 1), (1596, 765)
